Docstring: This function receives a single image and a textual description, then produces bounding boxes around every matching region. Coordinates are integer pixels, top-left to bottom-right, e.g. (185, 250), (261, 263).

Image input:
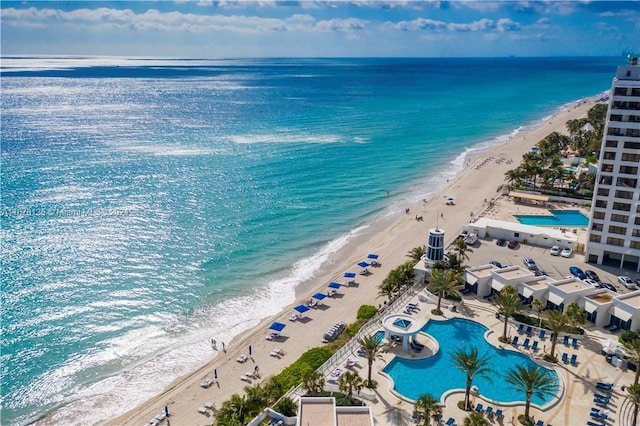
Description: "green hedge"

(357, 305), (379, 321)
(315, 391), (365, 406)
(275, 347), (333, 389)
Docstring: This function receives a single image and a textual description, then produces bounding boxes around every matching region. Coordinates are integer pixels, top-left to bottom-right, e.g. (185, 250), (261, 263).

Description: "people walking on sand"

(211, 338), (217, 349)
(222, 341), (226, 353)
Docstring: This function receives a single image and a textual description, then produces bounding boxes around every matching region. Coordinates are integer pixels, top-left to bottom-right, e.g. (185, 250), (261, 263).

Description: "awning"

(547, 292), (565, 307)
(508, 191), (549, 202)
(521, 287), (537, 298)
(328, 282), (342, 289)
(344, 272), (356, 278)
(269, 322), (286, 333)
(583, 302), (598, 314)
(312, 292), (327, 301)
(491, 281), (505, 292)
(367, 253), (379, 260)
(465, 274), (478, 285)
(294, 304), (310, 314)
(357, 261), (370, 268)
(611, 306), (633, 322)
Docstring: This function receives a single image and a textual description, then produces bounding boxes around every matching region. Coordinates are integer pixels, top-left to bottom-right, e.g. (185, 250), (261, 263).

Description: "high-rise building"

(585, 54), (640, 272)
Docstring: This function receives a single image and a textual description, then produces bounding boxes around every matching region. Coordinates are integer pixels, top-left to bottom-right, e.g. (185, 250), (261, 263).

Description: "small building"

(465, 218), (577, 250)
(581, 291), (615, 327)
(546, 278), (596, 311)
(609, 291), (640, 331)
(297, 397), (373, 426)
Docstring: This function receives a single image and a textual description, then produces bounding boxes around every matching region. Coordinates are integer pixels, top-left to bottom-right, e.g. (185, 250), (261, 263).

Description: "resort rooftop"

(616, 291), (640, 309)
(298, 398), (336, 426)
(551, 278), (592, 293)
(468, 264), (497, 278)
(495, 267), (534, 280)
(585, 291), (616, 305)
(524, 276), (556, 289)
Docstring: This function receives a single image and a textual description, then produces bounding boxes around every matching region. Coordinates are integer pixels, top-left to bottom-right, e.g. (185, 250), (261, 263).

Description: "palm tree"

(622, 338), (640, 385)
(217, 394), (253, 425)
(301, 369), (325, 395)
(378, 279), (397, 301)
(357, 334), (383, 388)
(627, 383), (640, 426)
(338, 371), (363, 398)
(380, 262), (415, 298)
(451, 347), (493, 411)
(408, 245), (427, 263)
(545, 310), (570, 361)
(451, 238), (473, 264)
(273, 397), (297, 417)
(463, 412), (489, 426)
(532, 299), (544, 327)
(244, 383), (267, 413)
(565, 302), (586, 330)
(494, 286), (524, 341)
(414, 393), (441, 426)
(505, 365), (556, 422)
(429, 268), (461, 315)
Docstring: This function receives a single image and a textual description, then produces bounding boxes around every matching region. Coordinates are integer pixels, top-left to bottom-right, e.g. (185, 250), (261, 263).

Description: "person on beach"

(222, 341), (226, 353)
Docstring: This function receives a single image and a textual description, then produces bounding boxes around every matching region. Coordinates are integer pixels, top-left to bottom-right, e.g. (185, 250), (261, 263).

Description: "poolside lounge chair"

(562, 335), (569, 346)
(512, 336), (519, 346)
(475, 403), (483, 412)
(535, 421), (544, 426)
(236, 354), (248, 363)
(562, 353), (569, 363)
(594, 393), (610, 400)
(485, 406), (493, 416)
(590, 412), (608, 420)
(538, 329), (546, 339)
(596, 382), (613, 390)
(570, 354), (577, 365)
(531, 341), (539, 352)
(587, 422), (606, 426)
(495, 409), (503, 418)
(523, 338), (531, 349)
(445, 418), (455, 426)
(517, 324), (525, 334)
(594, 398), (610, 406)
(525, 326), (532, 336)
(572, 338), (578, 349)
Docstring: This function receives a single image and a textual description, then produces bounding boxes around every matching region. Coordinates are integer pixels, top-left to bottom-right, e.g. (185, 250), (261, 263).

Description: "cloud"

(385, 16), (520, 33)
(497, 18), (520, 32)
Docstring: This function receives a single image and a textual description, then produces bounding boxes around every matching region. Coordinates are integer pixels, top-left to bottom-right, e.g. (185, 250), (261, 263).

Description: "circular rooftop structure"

(382, 314), (422, 336)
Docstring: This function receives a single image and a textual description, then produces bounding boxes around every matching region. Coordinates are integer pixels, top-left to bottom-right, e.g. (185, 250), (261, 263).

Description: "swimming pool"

(372, 330), (385, 343)
(382, 318), (559, 404)
(515, 209), (589, 227)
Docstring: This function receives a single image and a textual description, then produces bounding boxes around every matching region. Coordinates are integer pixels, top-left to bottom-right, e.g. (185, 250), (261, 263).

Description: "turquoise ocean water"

(1, 57), (619, 425)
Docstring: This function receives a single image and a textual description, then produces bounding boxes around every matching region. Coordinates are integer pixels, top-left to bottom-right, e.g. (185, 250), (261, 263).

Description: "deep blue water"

(0, 56), (618, 425)
(383, 318), (559, 404)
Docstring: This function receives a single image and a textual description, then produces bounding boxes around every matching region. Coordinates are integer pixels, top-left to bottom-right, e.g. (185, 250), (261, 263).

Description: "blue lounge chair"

(531, 340), (539, 352)
(562, 353), (569, 363)
(550, 332), (556, 342)
(495, 409), (503, 418)
(570, 354), (577, 365)
(512, 336), (519, 346)
(538, 329), (546, 339)
(596, 382), (613, 390)
(485, 406), (493, 416)
(563, 335), (569, 346)
(446, 418), (455, 426)
(594, 398), (610, 406)
(523, 338), (531, 349)
(526, 326), (533, 336)
(517, 324), (525, 334)
(572, 338), (578, 349)
(535, 421), (544, 426)
(594, 393), (610, 399)
(587, 422), (605, 426)
(475, 403), (483, 412)
(590, 412), (608, 420)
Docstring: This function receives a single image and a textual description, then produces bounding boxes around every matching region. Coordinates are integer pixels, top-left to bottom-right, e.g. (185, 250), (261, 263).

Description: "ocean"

(0, 56), (620, 425)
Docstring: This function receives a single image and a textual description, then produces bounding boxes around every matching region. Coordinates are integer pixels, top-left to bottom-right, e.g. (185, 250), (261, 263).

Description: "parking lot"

(464, 237), (640, 294)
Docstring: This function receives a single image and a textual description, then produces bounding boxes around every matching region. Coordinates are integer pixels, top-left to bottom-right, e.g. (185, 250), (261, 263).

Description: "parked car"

(464, 233), (479, 245)
(496, 239), (506, 247)
(583, 279), (601, 288)
(549, 245), (561, 256)
(534, 270), (548, 277)
(560, 247), (573, 258)
(602, 282), (617, 292)
(618, 276), (636, 289)
(490, 261), (503, 268)
(507, 240), (519, 249)
(585, 270), (601, 282)
(569, 267), (587, 280)
(523, 257), (538, 270)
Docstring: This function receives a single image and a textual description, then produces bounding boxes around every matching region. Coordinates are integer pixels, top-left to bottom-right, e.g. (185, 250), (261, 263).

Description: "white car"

(549, 246), (561, 256)
(618, 276), (637, 290)
(560, 247), (573, 258)
(583, 279), (601, 288)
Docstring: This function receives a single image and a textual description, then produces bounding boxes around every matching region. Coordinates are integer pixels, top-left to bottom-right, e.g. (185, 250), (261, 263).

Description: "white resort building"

(585, 54), (640, 272)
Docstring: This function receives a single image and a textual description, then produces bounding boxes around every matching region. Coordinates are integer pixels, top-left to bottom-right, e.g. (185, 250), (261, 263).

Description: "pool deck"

(346, 291), (635, 426)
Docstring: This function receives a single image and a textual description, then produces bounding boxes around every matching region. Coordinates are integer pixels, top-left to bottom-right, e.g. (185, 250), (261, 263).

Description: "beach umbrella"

(367, 254), (379, 260)
(294, 304), (310, 315)
(214, 369), (218, 380)
(312, 292), (327, 301)
(357, 261), (370, 268)
(344, 272), (356, 278)
(249, 345), (252, 356)
(269, 321), (286, 334)
(328, 282), (342, 290)
(164, 406), (169, 417)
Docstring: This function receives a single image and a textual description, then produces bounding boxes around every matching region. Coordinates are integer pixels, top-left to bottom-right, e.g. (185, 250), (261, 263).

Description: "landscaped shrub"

(315, 391), (364, 406)
(357, 305), (379, 321)
(620, 330), (639, 344)
(276, 347), (332, 389)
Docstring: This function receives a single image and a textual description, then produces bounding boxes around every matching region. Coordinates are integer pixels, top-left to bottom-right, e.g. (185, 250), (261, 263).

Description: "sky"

(1, 1), (639, 58)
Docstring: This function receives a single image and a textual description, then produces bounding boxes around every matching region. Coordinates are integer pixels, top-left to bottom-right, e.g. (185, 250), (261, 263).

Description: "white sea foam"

(229, 133), (343, 144)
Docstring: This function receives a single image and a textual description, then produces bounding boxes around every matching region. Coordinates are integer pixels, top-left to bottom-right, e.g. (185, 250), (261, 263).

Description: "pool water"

(372, 330), (385, 343)
(382, 318), (558, 404)
(515, 209), (589, 227)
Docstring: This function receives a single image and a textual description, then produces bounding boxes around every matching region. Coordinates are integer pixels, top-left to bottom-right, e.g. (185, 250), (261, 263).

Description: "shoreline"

(100, 97), (600, 426)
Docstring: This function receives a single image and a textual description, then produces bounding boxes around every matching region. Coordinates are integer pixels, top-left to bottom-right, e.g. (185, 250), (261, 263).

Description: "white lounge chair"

(240, 374), (252, 382)
(289, 314), (298, 322)
(198, 407), (207, 415)
(200, 379), (213, 388)
(236, 354), (248, 363)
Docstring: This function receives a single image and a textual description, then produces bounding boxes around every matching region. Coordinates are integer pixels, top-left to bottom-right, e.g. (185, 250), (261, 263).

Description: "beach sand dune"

(106, 100), (597, 426)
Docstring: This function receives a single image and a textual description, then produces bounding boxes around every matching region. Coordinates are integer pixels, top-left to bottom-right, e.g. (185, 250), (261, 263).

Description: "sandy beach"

(108, 98), (599, 426)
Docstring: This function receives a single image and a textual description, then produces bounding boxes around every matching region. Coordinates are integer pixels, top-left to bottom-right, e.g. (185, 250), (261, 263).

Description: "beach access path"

(104, 99), (598, 426)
